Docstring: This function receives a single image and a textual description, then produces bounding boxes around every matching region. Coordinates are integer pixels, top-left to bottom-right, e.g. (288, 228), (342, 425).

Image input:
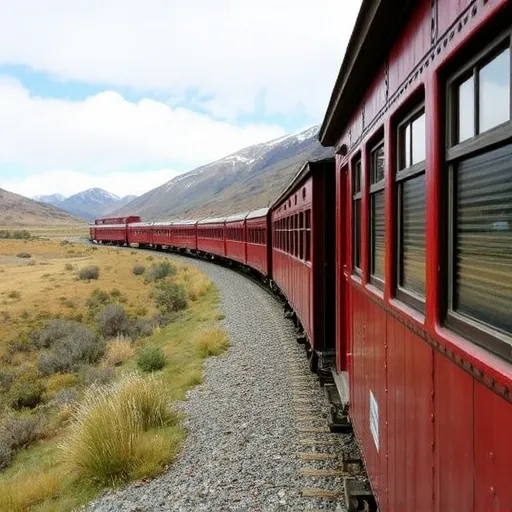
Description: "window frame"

(369, 139), (385, 289)
(352, 155), (362, 277)
(396, 102), (427, 313)
(445, 30), (512, 361)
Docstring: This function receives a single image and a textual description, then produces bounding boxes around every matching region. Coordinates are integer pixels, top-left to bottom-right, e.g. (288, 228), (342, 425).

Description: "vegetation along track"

(85, 243), (368, 512)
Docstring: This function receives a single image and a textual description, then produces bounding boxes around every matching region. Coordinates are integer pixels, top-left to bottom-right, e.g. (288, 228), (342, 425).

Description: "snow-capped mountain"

(37, 188), (138, 220)
(113, 125), (332, 220)
(33, 193), (67, 207)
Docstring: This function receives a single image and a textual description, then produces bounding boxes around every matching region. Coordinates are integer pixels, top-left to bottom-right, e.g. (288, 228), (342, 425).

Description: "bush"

(0, 370), (14, 392)
(63, 374), (176, 484)
(64, 263), (74, 271)
(16, 252), (31, 259)
(78, 265), (99, 280)
(195, 327), (230, 359)
(137, 346), (167, 372)
(86, 288), (111, 309)
(50, 388), (79, 407)
(7, 290), (21, 300)
(79, 365), (114, 387)
(154, 282), (187, 314)
(30, 319), (87, 349)
(104, 336), (135, 366)
(131, 318), (157, 338)
(132, 264), (146, 276)
(96, 304), (131, 338)
(110, 288), (122, 298)
(145, 261), (176, 282)
(0, 439), (13, 470)
(38, 325), (105, 375)
(0, 414), (47, 451)
(10, 381), (45, 410)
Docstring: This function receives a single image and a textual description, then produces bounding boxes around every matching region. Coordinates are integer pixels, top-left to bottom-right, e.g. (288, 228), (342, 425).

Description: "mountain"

(56, 189), (137, 220)
(113, 126), (333, 220)
(0, 188), (83, 227)
(33, 193), (67, 207)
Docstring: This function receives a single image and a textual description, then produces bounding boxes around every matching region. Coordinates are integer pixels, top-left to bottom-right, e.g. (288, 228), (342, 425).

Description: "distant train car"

(93, 223), (128, 245)
(319, 0), (512, 510)
(150, 222), (172, 249)
(127, 222), (154, 248)
(271, 157), (335, 371)
(245, 208), (272, 278)
(224, 213), (247, 265)
(197, 217), (226, 258)
(168, 220), (198, 251)
(95, 216), (141, 225)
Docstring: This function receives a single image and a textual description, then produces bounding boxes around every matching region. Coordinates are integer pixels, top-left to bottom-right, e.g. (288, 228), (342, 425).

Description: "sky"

(0, 0), (361, 199)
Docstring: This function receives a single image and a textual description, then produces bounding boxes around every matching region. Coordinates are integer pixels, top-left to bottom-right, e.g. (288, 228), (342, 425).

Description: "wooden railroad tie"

(298, 438), (337, 446)
(296, 415), (320, 422)
(301, 488), (341, 500)
(297, 426), (331, 433)
(300, 468), (344, 477)
(298, 452), (337, 461)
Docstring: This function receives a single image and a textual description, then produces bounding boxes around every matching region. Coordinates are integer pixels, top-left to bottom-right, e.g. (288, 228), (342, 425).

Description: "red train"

(90, 1), (512, 509)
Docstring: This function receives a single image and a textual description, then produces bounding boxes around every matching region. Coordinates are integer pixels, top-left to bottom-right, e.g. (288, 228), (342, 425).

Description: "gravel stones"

(86, 255), (351, 512)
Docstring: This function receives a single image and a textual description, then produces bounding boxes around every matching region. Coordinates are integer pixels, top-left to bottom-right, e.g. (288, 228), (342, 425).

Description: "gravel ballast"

(86, 254), (353, 512)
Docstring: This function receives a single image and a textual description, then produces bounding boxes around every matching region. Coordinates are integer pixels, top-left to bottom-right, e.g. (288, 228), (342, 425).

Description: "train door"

(324, 166), (336, 354)
(336, 164), (350, 372)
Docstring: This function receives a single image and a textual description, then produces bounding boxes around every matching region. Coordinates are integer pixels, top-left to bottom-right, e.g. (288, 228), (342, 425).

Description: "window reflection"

(479, 48), (510, 133)
(458, 76), (475, 143)
(412, 113), (426, 164)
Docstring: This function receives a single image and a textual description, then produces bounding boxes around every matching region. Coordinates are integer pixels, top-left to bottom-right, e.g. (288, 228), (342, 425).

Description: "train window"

(446, 33), (512, 360)
(305, 210), (311, 262)
(294, 214), (299, 258)
(352, 157), (362, 274)
(369, 142), (385, 287)
(396, 105), (426, 310)
(299, 212), (304, 260)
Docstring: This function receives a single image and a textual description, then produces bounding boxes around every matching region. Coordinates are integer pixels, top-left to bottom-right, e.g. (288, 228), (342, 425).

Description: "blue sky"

(0, 0), (361, 198)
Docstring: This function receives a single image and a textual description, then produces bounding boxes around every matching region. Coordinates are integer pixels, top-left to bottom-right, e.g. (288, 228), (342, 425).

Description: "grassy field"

(0, 239), (228, 511)
(0, 225), (89, 239)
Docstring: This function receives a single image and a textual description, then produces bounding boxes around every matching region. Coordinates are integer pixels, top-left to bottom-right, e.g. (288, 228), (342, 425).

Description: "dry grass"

(104, 336), (135, 366)
(0, 239), (160, 350)
(194, 326), (230, 358)
(0, 468), (62, 512)
(63, 374), (179, 485)
(174, 263), (212, 301)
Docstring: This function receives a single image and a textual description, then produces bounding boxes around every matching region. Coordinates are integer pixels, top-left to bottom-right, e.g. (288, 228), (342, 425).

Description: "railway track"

(82, 240), (374, 512)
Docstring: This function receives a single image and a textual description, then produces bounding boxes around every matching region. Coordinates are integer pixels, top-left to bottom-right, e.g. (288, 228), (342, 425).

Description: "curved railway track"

(83, 242), (373, 512)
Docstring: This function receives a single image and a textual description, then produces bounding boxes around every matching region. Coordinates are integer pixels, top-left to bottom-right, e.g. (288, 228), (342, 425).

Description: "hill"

(114, 126), (333, 220)
(0, 188), (84, 226)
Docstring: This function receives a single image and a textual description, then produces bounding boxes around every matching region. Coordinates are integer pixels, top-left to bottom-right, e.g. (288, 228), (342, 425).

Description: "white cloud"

(1, 169), (177, 198)
(0, 0), (361, 120)
(0, 77), (286, 173)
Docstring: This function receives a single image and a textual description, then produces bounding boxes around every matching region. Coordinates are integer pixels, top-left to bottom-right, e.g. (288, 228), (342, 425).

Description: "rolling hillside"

(114, 126), (333, 220)
(0, 188), (84, 227)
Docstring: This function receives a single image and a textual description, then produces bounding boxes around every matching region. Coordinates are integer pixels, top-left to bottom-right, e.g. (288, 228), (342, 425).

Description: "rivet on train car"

(490, 487), (495, 495)
(489, 452), (494, 460)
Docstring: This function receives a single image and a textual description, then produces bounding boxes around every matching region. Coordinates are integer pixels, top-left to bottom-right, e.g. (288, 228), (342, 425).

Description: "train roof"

(246, 208), (269, 220)
(224, 212), (250, 223)
(171, 219), (198, 225)
(93, 223), (128, 229)
(197, 217), (227, 225)
(128, 222), (154, 227)
(271, 157), (335, 209)
(318, 0), (416, 147)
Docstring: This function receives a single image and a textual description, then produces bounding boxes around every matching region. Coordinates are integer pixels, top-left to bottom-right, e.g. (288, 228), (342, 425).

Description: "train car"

(168, 220), (198, 251)
(197, 217), (226, 258)
(245, 208), (272, 277)
(319, 1), (512, 510)
(224, 213), (247, 265)
(93, 223), (128, 245)
(151, 221), (173, 249)
(271, 157), (335, 371)
(127, 222), (154, 248)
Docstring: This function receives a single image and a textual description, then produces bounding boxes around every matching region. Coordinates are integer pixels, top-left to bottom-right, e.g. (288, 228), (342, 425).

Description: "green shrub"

(10, 381), (45, 410)
(78, 265), (99, 280)
(0, 414), (47, 451)
(63, 375), (176, 484)
(96, 304), (131, 338)
(145, 261), (176, 282)
(154, 282), (187, 313)
(0, 439), (13, 470)
(136, 346), (167, 372)
(110, 288), (122, 298)
(0, 370), (14, 392)
(132, 264), (146, 276)
(86, 288), (111, 309)
(30, 319), (85, 349)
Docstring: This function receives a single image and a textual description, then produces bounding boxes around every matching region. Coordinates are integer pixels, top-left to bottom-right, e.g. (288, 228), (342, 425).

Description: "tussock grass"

(194, 326), (230, 358)
(104, 335), (135, 366)
(63, 374), (179, 485)
(0, 468), (62, 512)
